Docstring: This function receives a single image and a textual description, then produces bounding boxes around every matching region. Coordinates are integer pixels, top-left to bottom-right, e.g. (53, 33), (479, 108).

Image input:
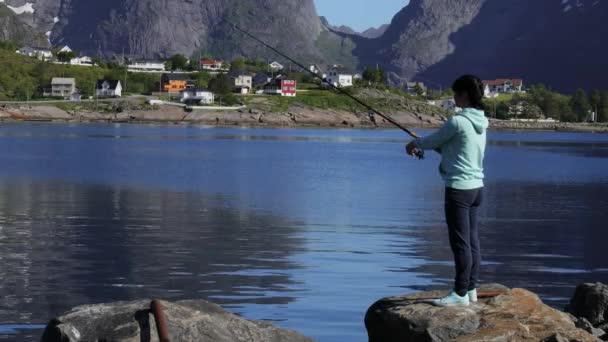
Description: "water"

(0, 123), (607, 341)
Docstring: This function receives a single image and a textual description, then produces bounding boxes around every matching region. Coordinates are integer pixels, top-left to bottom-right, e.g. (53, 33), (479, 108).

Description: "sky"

(314, 0), (409, 32)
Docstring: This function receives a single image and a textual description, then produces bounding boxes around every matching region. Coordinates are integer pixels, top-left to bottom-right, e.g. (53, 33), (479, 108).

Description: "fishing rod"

(232, 25), (421, 140)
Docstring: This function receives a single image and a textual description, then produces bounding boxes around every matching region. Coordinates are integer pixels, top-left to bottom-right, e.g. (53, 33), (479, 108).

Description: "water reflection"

(401, 181), (608, 306)
(0, 180), (305, 327)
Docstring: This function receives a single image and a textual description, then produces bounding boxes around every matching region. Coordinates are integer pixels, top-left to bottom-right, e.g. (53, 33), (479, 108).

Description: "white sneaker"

(432, 291), (469, 307)
(468, 289), (478, 303)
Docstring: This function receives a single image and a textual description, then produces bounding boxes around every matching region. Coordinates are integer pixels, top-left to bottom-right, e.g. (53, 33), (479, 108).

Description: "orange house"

(161, 74), (189, 93)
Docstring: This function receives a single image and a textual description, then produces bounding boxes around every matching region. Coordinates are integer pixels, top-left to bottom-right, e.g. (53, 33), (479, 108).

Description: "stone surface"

(40, 299), (312, 342)
(365, 284), (600, 342)
(567, 283), (608, 326)
(576, 317), (607, 338)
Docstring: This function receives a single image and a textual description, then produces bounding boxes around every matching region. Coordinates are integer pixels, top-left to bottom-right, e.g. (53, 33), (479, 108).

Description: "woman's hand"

(405, 140), (422, 158)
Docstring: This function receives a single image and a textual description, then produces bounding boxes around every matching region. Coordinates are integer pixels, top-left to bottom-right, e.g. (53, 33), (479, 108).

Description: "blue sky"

(314, 0), (409, 32)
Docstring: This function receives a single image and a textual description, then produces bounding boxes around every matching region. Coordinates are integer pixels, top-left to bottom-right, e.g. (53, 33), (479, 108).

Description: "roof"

(96, 80), (120, 89)
(228, 69), (251, 77)
(483, 79), (523, 87)
(181, 88), (213, 93)
(162, 73), (189, 81)
(200, 59), (223, 64)
(51, 77), (75, 84)
(331, 66), (354, 74)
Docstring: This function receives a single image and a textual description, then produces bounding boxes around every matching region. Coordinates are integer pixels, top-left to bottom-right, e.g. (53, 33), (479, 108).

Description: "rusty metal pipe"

(151, 299), (170, 342)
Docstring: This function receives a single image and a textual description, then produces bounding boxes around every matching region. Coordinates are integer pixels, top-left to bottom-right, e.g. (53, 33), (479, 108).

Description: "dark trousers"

(444, 187), (483, 297)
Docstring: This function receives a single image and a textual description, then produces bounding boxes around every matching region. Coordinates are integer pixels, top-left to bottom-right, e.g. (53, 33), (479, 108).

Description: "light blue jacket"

(414, 108), (489, 190)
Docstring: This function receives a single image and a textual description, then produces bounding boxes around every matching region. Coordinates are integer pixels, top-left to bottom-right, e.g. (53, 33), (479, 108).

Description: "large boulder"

(365, 284), (600, 342)
(40, 299), (312, 342)
(567, 283), (608, 326)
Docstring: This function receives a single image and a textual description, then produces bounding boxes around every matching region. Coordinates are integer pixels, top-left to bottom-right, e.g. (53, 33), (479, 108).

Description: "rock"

(541, 333), (571, 342)
(567, 283), (608, 326)
(41, 299), (312, 342)
(365, 284), (599, 342)
(576, 317), (607, 338)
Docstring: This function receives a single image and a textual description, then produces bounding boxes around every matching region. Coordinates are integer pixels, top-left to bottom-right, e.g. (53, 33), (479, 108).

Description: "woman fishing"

(406, 75), (489, 307)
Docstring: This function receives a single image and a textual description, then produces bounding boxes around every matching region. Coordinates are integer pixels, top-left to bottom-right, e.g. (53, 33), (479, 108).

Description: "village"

(10, 44), (539, 119)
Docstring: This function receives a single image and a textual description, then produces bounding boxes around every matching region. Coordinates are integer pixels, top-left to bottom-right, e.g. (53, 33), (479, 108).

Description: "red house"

(200, 59), (225, 71)
(264, 78), (297, 97)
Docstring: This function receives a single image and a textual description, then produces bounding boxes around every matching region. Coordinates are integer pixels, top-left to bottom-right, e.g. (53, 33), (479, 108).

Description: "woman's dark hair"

(452, 75), (485, 110)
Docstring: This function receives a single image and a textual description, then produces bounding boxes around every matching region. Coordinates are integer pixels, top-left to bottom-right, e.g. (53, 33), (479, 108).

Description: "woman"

(406, 75), (489, 307)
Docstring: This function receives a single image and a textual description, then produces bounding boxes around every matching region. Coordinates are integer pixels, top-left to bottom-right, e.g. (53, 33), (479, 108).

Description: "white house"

(127, 61), (166, 72)
(58, 45), (72, 53)
(325, 65), (353, 88)
(406, 82), (427, 95)
(427, 99), (460, 113)
(17, 46), (53, 61)
(49, 77), (76, 98)
(70, 56), (93, 65)
(309, 64), (327, 78)
(179, 88), (214, 104)
(483, 79), (524, 97)
(269, 61), (284, 71)
(228, 70), (252, 94)
(96, 80), (122, 97)
(200, 59), (225, 71)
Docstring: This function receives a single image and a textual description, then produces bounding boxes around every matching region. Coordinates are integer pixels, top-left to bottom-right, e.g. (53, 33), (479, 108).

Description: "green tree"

(208, 74), (232, 95)
(570, 89), (591, 122)
(57, 51), (76, 62)
(599, 91), (608, 122)
(590, 90), (601, 121)
(166, 54), (188, 71)
(362, 66), (385, 85)
(230, 57), (247, 71)
(414, 84), (425, 97)
(0, 41), (17, 51)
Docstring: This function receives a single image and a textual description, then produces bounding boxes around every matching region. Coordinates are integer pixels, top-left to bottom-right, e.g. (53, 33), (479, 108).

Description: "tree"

(166, 54), (188, 71)
(414, 84), (425, 97)
(208, 74), (232, 95)
(362, 66), (385, 85)
(590, 90), (601, 121)
(57, 51), (76, 62)
(599, 91), (608, 123)
(230, 57), (246, 71)
(570, 89), (591, 122)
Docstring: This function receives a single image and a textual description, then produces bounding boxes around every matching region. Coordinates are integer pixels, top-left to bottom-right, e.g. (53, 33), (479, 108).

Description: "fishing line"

(232, 25), (421, 140)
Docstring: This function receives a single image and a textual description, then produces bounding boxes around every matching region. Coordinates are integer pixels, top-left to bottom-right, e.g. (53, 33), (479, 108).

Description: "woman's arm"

(413, 117), (460, 151)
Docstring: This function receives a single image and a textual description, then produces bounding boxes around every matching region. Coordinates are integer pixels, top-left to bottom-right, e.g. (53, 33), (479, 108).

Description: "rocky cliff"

(0, 0), (356, 67)
(0, 3), (48, 46)
(356, 0), (608, 92)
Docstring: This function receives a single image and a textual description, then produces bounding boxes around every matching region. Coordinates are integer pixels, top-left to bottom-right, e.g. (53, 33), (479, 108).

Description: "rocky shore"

(2, 104), (607, 133)
(366, 282), (608, 342)
(39, 283), (608, 342)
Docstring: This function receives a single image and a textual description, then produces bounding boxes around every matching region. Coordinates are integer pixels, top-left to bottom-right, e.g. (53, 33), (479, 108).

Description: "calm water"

(1, 123), (607, 341)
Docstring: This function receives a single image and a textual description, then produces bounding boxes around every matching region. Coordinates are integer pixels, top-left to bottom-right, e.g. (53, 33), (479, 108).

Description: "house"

(263, 77), (297, 97)
(58, 45), (72, 53)
(17, 46), (53, 61)
(179, 88), (214, 104)
(253, 72), (282, 88)
(427, 99), (460, 113)
(48, 77), (76, 98)
(269, 61), (284, 71)
(96, 80), (122, 97)
(161, 74), (189, 93)
(309, 64), (327, 78)
(325, 65), (354, 88)
(70, 56), (93, 65)
(483, 79), (524, 97)
(200, 59), (225, 71)
(128, 61), (166, 72)
(228, 70), (252, 94)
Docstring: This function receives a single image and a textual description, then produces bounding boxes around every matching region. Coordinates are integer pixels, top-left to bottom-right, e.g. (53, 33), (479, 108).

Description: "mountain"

(360, 25), (388, 39)
(320, 16), (388, 39)
(356, 0), (608, 92)
(0, 0), (357, 69)
(0, 3), (48, 47)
